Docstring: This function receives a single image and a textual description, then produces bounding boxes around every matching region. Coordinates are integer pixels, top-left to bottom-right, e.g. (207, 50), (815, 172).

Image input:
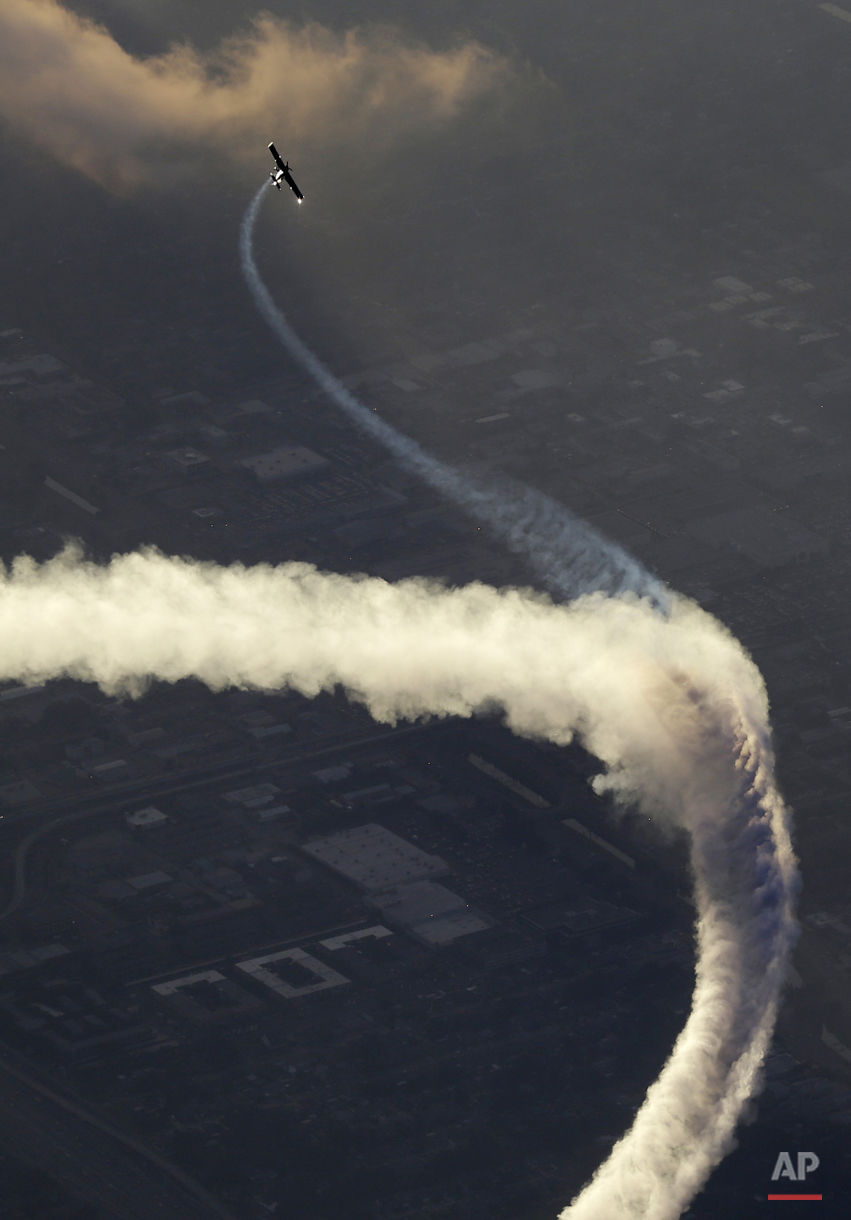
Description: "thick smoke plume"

(0, 548), (797, 1218)
(237, 193), (798, 1216)
(241, 188), (663, 604)
(0, 0), (505, 188)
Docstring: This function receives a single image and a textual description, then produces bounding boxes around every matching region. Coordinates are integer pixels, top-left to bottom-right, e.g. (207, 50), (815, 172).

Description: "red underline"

(768, 1195), (822, 1201)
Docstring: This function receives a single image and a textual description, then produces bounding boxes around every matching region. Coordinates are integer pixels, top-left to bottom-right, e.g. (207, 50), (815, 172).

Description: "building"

(240, 445), (329, 482)
(302, 823), (450, 891)
(366, 880), (496, 946)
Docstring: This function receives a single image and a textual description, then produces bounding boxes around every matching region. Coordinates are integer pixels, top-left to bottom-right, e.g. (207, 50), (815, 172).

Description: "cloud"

(0, 546), (798, 1218)
(0, 0), (506, 187)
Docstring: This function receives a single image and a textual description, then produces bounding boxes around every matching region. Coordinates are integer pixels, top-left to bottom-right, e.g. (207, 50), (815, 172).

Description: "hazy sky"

(1, 2), (847, 412)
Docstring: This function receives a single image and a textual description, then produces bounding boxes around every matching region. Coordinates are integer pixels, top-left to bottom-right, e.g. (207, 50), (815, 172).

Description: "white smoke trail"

(0, 548), (798, 1219)
(234, 183), (799, 1216)
(239, 186), (665, 604)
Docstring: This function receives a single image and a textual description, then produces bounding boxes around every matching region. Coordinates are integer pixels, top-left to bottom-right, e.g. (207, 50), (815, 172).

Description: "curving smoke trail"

(0, 549), (798, 1218)
(240, 186), (664, 604)
(234, 183), (799, 1218)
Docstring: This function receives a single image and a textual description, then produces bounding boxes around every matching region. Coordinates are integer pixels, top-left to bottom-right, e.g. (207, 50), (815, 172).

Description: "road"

(0, 1046), (237, 1220)
(0, 718), (438, 921)
(0, 721), (445, 1216)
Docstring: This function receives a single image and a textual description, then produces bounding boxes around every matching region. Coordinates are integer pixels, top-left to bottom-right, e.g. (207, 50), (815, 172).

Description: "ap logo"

(771, 1152), (820, 1181)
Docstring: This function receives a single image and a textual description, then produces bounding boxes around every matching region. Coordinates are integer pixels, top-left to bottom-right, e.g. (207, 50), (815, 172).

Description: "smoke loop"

(233, 193), (799, 1218)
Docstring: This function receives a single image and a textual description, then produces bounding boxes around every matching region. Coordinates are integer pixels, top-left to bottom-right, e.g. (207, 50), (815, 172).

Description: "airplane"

(268, 143), (304, 202)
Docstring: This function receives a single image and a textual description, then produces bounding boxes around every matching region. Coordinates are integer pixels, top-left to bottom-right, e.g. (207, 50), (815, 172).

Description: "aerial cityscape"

(0, 1), (850, 1218)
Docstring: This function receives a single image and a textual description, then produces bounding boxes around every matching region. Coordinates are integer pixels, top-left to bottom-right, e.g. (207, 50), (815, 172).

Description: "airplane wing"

(268, 143), (304, 200)
(268, 142), (287, 172)
(282, 169), (304, 201)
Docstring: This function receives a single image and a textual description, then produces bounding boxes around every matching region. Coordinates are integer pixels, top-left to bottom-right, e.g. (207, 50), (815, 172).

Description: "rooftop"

(302, 823), (450, 891)
(367, 880), (496, 945)
(240, 445), (329, 482)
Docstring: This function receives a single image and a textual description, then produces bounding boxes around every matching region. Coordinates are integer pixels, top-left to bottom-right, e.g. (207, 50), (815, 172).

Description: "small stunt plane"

(268, 143), (304, 202)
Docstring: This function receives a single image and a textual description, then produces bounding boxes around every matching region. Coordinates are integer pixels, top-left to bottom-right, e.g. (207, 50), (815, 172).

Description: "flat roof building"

(125, 806), (168, 829)
(236, 948), (349, 999)
(521, 897), (638, 938)
(302, 823), (449, 891)
(152, 970), (264, 1024)
(240, 445), (329, 482)
(366, 880), (496, 946)
(165, 447), (210, 473)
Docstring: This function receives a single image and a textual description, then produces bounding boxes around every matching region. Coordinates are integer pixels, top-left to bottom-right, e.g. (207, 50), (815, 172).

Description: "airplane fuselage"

(268, 143), (304, 202)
